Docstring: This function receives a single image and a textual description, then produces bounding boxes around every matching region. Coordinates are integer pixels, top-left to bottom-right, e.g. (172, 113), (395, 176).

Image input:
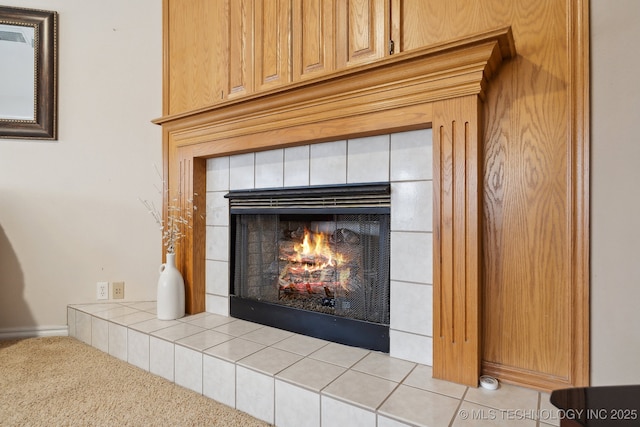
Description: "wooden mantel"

(154, 27), (516, 387)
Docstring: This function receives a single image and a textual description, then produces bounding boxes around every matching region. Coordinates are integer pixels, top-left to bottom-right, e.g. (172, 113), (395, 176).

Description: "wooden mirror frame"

(0, 6), (58, 140)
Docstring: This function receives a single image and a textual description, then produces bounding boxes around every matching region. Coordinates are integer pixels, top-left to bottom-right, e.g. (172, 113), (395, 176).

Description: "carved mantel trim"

(155, 27), (516, 387)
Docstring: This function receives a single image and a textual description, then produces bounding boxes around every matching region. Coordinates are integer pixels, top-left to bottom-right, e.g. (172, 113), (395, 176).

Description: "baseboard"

(0, 325), (69, 340)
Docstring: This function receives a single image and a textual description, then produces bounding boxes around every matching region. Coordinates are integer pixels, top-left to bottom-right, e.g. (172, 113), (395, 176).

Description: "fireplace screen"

(227, 184), (391, 351)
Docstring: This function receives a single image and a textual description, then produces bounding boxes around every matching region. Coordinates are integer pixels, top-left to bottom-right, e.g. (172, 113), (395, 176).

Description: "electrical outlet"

(96, 281), (109, 300)
(111, 281), (124, 299)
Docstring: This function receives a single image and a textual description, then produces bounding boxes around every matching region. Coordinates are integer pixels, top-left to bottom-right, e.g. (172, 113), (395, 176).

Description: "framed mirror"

(0, 6), (57, 140)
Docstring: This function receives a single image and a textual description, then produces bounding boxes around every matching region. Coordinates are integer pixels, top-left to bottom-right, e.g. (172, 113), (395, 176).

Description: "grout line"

(449, 387), (469, 427)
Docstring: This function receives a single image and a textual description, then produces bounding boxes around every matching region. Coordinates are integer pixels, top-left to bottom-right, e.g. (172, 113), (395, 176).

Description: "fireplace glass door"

(227, 184), (391, 351)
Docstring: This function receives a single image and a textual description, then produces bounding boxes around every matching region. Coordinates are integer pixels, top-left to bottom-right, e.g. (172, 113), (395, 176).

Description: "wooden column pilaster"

(168, 145), (206, 315)
(432, 95), (483, 387)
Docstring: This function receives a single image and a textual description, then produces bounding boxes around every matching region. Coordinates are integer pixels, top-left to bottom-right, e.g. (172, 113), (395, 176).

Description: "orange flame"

(293, 228), (345, 268)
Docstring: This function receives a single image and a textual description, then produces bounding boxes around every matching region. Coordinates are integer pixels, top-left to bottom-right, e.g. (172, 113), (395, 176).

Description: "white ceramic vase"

(157, 252), (185, 320)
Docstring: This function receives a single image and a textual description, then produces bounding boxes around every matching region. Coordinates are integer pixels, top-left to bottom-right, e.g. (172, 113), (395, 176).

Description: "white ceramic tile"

(389, 330), (432, 366)
(229, 153), (255, 190)
(128, 317), (180, 334)
(91, 317), (109, 353)
(149, 336), (174, 381)
(276, 380), (320, 427)
(347, 134), (390, 183)
(204, 337), (265, 363)
(464, 382), (539, 413)
(205, 225), (229, 262)
(321, 395), (376, 427)
(377, 415), (413, 427)
(310, 140), (347, 185)
(175, 312), (208, 324)
(108, 322), (127, 361)
(93, 306), (140, 320)
(276, 357), (346, 392)
(67, 308), (76, 338)
(351, 352), (416, 383)
(390, 129), (433, 181)
(75, 311), (92, 344)
(205, 294), (229, 316)
(539, 393), (560, 426)
(240, 325), (294, 346)
(322, 370), (397, 410)
(255, 149), (284, 188)
(271, 334), (328, 356)
(390, 181), (432, 232)
(379, 384), (461, 427)
(390, 231), (432, 284)
(206, 190), (229, 227)
(237, 346), (303, 376)
(205, 260), (229, 296)
(150, 322), (205, 342)
(110, 310), (156, 326)
(207, 156), (230, 191)
(73, 303), (118, 315)
(176, 329), (233, 351)
(284, 145), (310, 187)
(175, 344), (203, 393)
(127, 328), (150, 371)
(403, 364), (466, 399)
(390, 281), (432, 336)
(182, 312), (234, 329)
(452, 402), (537, 427)
(203, 354), (236, 407)
(236, 366), (274, 424)
(125, 301), (157, 312)
(213, 319), (264, 337)
(308, 342), (370, 368)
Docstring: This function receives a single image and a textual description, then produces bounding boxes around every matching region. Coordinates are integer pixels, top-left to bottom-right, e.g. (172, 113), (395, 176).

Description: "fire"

(293, 228), (345, 267)
(280, 227), (351, 296)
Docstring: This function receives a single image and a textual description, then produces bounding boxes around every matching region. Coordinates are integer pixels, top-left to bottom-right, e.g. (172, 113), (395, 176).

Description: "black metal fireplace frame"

(226, 183), (391, 352)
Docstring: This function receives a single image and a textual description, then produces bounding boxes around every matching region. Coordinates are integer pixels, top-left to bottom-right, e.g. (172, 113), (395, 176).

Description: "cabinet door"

(255, 0), (292, 92)
(293, 0), (335, 81)
(165, 0), (227, 115)
(226, 0), (254, 99)
(336, 0), (390, 68)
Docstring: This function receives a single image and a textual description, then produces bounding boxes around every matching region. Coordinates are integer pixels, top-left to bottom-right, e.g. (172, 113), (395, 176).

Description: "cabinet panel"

(166, 0), (226, 115)
(255, 0), (291, 91)
(227, 0), (253, 99)
(336, 0), (390, 68)
(293, 0), (335, 80)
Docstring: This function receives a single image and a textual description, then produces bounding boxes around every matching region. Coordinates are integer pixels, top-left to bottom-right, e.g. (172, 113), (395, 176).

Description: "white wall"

(0, 0), (162, 333)
(591, 0), (640, 385)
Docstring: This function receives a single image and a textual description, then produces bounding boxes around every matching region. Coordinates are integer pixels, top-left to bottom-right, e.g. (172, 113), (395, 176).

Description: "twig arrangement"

(139, 165), (196, 254)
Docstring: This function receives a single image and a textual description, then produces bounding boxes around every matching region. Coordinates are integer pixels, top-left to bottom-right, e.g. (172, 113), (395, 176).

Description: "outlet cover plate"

(97, 281), (109, 300)
(112, 281), (124, 299)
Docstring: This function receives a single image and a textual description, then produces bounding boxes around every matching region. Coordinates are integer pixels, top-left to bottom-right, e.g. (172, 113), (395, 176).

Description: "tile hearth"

(67, 302), (559, 427)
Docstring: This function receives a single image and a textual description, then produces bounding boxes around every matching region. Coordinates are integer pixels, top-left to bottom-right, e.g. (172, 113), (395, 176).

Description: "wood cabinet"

(255, 0), (292, 92)
(164, 0), (393, 116)
(165, 0), (227, 115)
(335, 0), (390, 68)
(226, 0), (253, 100)
(293, 0), (335, 80)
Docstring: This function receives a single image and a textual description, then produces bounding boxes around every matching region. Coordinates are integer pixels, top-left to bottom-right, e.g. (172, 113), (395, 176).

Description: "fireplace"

(227, 183), (391, 352)
(163, 28), (516, 385)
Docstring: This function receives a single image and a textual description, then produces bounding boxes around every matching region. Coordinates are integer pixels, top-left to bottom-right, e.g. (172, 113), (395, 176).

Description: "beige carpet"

(0, 336), (270, 426)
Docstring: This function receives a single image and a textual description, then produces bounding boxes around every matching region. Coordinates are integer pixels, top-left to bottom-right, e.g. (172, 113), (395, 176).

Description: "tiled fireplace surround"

(205, 129), (435, 365)
(66, 129), (555, 426)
